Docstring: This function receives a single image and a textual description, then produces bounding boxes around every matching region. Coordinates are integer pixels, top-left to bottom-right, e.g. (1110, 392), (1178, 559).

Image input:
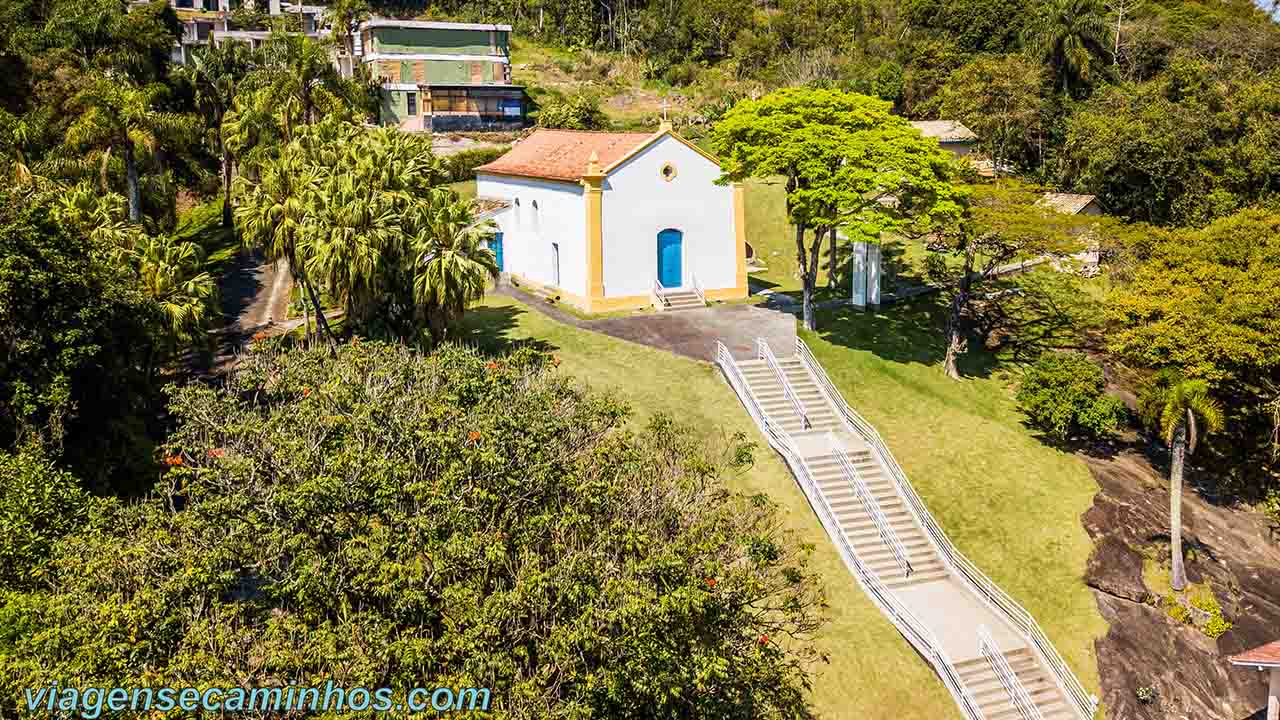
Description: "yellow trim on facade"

(582, 165), (606, 309)
(704, 286), (748, 301)
(506, 274), (590, 310)
(588, 293), (653, 313)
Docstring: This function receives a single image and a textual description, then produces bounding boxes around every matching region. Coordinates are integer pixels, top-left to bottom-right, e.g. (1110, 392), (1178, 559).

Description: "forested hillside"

(377, 0), (1280, 225)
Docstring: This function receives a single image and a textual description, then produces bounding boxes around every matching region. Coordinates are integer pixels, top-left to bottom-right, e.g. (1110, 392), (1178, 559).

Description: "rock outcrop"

(1082, 451), (1280, 720)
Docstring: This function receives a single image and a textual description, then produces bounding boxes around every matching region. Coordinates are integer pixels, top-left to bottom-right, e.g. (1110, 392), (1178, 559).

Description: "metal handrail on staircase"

(756, 338), (811, 430)
(827, 431), (913, 579)
(980, 626), (1045, 720)
(691, 271), (706, 305)
(715, 342), (987, 720)
(652, 276), (668, 310)
(794, 337), (1099, 720)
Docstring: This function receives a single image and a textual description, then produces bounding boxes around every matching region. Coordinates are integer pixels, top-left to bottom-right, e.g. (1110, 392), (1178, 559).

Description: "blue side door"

(490, 232), (504, 271)
(657, 228), (683, 288)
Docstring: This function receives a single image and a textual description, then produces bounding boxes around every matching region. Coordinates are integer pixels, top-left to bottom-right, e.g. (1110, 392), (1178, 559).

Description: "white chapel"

(473, 123), (749, 313)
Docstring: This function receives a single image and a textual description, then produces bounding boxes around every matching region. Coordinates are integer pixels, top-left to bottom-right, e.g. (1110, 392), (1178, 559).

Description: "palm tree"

(129, 234), (217, 348)
(1141, 376), (1225, 591)
(233, 143), (336, 349)
(178, 41), (257, 227)
(410, 196), (500, 345)
(327, 0), (371, 60)
(1023, 0), (1108, 94)
(65, 76), (190, 222)
(253, 32), (348, 125)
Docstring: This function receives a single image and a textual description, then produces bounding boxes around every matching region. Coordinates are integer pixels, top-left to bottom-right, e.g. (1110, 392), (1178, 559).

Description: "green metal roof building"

(357, 19), (526, 131)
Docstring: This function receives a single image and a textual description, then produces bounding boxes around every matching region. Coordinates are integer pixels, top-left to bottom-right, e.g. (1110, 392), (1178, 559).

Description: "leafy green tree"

(927, 181), (1101, 378)
(233, 141), (336, 348)
(1023, 0), (1108, 94)
(127, 234), (216, 351)
(64, 76), (190, 222)
(326, 0), (371, 58)
(535, 93), (609, 130)
(1108, 208), (1280, 493)
(251, 32), (351, 125)
(1139, 375), (1224, 590)
(939, 55), (1046, 173)
(177, 41), (257, 228)
(1058, 55), (1280, 225)
(0, 189), (158, 491)
(0, 342), (827, 717)
(0, 444), (89, 590)
(711, 87), (961, 330)
(1017, 351), (1125, 440)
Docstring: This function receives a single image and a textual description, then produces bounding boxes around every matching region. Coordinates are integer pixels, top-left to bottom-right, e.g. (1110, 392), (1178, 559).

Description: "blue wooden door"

(490, 232), (504, 271)
(657, 229), (683, 288)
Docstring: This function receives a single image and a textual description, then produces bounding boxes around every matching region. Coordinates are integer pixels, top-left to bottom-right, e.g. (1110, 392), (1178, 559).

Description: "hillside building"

(356, 19), (526, 132)
(473, 124), (747, 313)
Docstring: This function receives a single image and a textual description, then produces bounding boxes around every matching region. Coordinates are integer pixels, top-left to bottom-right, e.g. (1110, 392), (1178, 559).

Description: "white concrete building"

(474, 125), (748, 313)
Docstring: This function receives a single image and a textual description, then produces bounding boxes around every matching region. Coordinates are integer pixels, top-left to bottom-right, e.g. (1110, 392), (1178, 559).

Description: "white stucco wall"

(476, 173), (587, 298)
(599, 135), (736, 298)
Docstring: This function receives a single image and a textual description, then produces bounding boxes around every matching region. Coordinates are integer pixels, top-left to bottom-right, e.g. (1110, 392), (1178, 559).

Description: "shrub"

(1016, 352), (1126, 440)
(1162, 595), (1192, 624)
(1136, 686), (1157, 704)
(1190, 587), (1233, 639)
(535, 93), (609, 130)
(0, 342), (827, 716)
(443, 145), (510, 183)
(0, 445), (90, 589)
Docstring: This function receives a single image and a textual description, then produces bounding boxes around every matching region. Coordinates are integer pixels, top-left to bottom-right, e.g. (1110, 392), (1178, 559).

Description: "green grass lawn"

(174, 199), (241, 275)
(460, 293), (961, 720)
(802, 299), (1106, 703)
(459, 290), (1105, 718)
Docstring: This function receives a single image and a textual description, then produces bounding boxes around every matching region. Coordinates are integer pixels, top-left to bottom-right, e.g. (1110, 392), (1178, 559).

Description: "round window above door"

(660, 162), (677, 182)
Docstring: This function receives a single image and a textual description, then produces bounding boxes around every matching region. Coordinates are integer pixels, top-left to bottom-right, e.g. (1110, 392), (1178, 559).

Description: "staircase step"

(884, 568), (951, 588)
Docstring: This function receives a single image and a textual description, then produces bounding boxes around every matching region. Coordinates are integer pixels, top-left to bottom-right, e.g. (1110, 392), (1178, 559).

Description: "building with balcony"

(356, 19), (526, 132)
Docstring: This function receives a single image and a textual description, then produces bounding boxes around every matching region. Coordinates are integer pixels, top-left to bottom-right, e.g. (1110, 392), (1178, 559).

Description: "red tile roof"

(1230, 640), (1280, 667)
(475, 129), (656, 182)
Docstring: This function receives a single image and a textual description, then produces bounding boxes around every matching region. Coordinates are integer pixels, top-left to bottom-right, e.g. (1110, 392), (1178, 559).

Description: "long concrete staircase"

(716, 338), (1098, 720)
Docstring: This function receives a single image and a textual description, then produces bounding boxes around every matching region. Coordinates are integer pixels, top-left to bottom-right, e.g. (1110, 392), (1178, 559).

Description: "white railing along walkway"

(652, 276), (668, 310)
(691, 271), (706, 305)
(757, 338), (811, 430)
(980, 625), (1045, 720)
(715, 342), (986, 720)
(793, 338), (1098, 720)
(826, 431), (913, 579)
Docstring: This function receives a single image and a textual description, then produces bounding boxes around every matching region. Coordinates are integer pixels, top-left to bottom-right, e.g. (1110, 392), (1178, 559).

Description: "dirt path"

(207, 252), (293, 372)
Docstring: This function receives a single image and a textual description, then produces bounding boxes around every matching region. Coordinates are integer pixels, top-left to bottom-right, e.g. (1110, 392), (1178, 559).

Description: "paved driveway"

(495, 286), (797, 362)
(591, 304), (796, 362)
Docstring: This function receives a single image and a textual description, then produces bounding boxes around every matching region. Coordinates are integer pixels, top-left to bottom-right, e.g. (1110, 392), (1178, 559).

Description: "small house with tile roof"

(473, 123), (748, 313)
(1040, 192), (1104, 216)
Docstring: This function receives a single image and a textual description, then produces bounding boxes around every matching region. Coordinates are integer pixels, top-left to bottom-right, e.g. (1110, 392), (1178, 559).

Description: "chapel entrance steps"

(656, 289), (705, 312)
(723, 344), (1093, 720)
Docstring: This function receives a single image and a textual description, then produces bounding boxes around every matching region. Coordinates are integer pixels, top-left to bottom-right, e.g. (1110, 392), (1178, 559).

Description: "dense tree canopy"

(1108, 208), (1280, 492)
(0, 341), (828, 718)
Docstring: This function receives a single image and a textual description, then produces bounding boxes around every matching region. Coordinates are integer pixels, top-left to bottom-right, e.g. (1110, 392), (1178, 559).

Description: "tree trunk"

(944, 250), (975, 380)
(827, 227), (839, 290)
(299, 273), (337, 353)
(795, 224), (816, 331)
(943, 287), (967, 380)
(302, 289), (311, 348)
(124, 139), (141, 223)
(219, 125), (233, 229)
(1170, 419), (1188, 591)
